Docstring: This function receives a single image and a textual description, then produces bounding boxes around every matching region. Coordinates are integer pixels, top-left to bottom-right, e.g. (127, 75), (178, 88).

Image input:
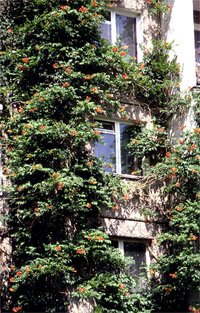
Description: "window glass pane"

(120, 124), (136, 174)
(94, 133), (116, 172)
(195, 30), (200, 63)
(111, 240), (119, 248)
(116, 14), (136, 57)
(99, 22), (111, 42)
(124, 242), (146, 277)
(98, 121), (115, 131)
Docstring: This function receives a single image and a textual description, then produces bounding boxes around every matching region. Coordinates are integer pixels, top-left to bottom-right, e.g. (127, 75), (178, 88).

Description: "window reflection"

(116, 14), (137, 57)
(94, 133), (116, 173)
(120, 124), (140, 174)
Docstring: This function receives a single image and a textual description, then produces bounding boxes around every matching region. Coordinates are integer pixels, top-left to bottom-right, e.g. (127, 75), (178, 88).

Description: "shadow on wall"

(101, 177), (168, 239)
(162, 0), (175, 42)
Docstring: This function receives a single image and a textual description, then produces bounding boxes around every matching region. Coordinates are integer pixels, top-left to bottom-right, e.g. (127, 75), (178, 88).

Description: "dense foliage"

(1, 0), (200, 312)
(0, 0), (151, 312)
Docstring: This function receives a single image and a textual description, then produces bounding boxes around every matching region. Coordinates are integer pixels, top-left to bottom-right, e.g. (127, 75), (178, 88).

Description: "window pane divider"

(115, 121), (121, 174)
(111, 11), (116, 44)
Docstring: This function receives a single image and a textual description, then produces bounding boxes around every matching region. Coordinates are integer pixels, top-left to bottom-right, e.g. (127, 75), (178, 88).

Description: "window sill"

(113, 173), (144, 180)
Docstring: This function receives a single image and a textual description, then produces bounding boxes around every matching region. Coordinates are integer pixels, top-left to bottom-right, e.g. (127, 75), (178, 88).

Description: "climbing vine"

(0, 0), (200, 312)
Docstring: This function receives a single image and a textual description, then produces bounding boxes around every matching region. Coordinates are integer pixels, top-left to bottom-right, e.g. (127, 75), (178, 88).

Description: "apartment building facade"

(0, 0), (199, 312)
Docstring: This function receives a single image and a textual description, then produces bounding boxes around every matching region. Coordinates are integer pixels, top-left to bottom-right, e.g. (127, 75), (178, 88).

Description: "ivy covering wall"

(0, 0), (200, 312)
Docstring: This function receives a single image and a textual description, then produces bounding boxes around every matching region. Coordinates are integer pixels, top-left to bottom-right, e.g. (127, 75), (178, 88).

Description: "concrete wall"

(162, 0), (198, 140)
(163, 0), (196, 91)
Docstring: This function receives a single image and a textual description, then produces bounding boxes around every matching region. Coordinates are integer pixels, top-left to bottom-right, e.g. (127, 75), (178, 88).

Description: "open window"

(94, 120), (142, 176)
(99, 9), (142, 60)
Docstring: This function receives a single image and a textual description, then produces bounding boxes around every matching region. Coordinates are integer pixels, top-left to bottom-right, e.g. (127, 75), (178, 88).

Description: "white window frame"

(102, 8), (143, 61)
(0, 150), (2, 195)
(95, 118), (141, 177)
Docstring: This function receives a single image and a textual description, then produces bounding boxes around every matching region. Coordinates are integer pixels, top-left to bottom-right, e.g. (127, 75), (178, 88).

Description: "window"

(99, 10), (142, 60)
(194, 9), (200, 84)
(94, 120), (142, 175)
(111, 239), (150, 283)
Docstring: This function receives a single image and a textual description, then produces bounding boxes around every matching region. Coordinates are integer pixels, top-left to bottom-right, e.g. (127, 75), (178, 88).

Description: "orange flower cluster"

(165, 152), (171, 157)
(112, 47), (118, 52)
(194, 128), (200, 134)
(122, 73), (129, 79)
(9, 288), (15, 292)
(12, 307), (21, 312)
(96, 106), (103, 113)
(169, 273), (176, 278)
(22, 57), (29, 63)
(76, 248), (86, 254)
(79, 287), (86, 292)
(95, 236), (104, 240)
(112, 205), (120, 210)
(84, 74), (94, 80)
(190, 235), (197, 240)
(71, 130), (79, 136)
(53, 172), (60, 178)
(92, 0), (98, 6)
(189, 307), (200, 313)
(92, 87), (98, 93)
(18, 106), (23, 113)
(124, 195), (131, 200)
(78, 6), (88, 13)
(90, 179), (96, 184)
(178, 125), (186, 130)
(164, 286), (174, 294)
(188, 145), (196, 151)
(63, 82), (70, 87)
(16, 271), (22, 277)
(119, 283), (125, 289)
(56, 245), (62, 251)
(58, 182), (63, 190)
